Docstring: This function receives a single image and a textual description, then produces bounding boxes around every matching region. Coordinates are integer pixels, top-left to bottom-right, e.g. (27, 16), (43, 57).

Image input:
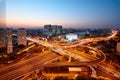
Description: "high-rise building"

(0, 0), (6, 54)
(44, 25), (52, 37)
(17, 28), (27, 46)
(44, 25), (62, 37)
(0, 28), (7, 54)
(51, 25), (57, 34)
(56, 25), (62, 35)
(0, 28), (6, 48)
(7, 28), (13, 54)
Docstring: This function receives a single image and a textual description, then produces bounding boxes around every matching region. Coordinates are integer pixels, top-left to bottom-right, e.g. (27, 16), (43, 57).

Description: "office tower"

(0, 28), (6, 48)
(0, 28), (6, 54)
(17, 28), (27, 46)
(44, 25), (62, 37)
(51, 25), (57, 34)
(51, 25), (62, 35)
(44, 25), (52, 37)
(56, 25), (62, 35)
(7, 28), (13, 54)
(0, 0), (6, 54)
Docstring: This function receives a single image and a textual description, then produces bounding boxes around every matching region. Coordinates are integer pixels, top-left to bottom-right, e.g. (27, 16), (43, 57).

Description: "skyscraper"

(7, 28), (13, 54)
(0, 28), (6, 54)
(0, 28), (6, 48)
(17, 28), (27, 46)
(44, 25), (62, 37)
(0, 0), (6, 54)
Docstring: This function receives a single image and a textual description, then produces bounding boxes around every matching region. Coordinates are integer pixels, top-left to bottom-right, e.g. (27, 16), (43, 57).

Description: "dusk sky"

(6, 0), (120, 28)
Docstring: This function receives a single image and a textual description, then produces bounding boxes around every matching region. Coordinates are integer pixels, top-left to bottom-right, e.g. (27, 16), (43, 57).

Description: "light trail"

(107, 30), (118, 39)
(26, 30), (120, 79)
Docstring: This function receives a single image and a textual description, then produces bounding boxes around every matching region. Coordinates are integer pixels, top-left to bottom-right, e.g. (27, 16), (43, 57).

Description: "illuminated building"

(7, 28), (13, 54)
(17, 28), (27, 46)
(65, 33), (78, 42)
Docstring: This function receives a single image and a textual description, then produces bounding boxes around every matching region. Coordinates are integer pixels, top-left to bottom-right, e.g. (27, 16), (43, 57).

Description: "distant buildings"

(0, 28), (13, 54)
(0, 28), (27, 54)
(17, 28), (27, 46)
(43, 25), (62, 38)
(90, 29), (110, 37)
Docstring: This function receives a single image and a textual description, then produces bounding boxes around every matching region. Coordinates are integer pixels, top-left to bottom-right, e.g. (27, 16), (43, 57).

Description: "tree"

(18, 44), (26, 49)
(62, 55), (69, 61)
(0, 47), (6, 53)
(54, 76), (69, 80)
(75, 76), (97, 80)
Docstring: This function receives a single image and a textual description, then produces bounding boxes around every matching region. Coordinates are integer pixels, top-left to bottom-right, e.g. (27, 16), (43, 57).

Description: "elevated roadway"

(0, 30), (117, 79)
(27, 30), (118, 67)
(26, 39), (106, 66)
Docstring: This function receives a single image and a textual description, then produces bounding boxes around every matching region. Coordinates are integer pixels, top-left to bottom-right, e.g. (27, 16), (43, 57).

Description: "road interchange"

(0, 30), (119, 80)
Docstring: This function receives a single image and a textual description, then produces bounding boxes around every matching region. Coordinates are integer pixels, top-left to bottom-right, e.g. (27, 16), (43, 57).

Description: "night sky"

(5, 0), (120, 28)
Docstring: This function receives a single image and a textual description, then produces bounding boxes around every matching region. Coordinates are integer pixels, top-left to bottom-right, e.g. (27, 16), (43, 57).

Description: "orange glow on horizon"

(0, 20), (6, 27)
(6, 19), (102, 28)
(7, 18), (90, 28)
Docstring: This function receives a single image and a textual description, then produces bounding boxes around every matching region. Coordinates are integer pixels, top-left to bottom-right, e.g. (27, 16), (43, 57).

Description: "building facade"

(44, 24), (62, 37)
(65, 33), (78, 42)
(17, 28), (27, 46)
(7, 28), (13, 54)
(0, 28), (6, 48)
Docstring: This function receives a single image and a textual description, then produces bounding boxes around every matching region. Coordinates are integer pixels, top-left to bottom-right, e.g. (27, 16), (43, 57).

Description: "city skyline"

(5, 0), (120, 28)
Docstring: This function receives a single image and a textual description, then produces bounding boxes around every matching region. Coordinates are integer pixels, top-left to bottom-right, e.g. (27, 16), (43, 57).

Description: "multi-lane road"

(0, 52), (59, 80)
(27, 38), (106, 65)
(0, 30), (119, 80)
(26, 30), (120, 79)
